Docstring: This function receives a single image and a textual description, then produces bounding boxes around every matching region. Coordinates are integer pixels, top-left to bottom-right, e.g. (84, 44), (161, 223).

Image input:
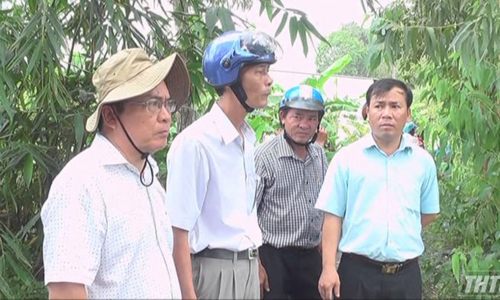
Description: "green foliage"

(248, 55), (368, 160)
(362, 0), (500, 297)
(0, 0), (328, 297)
(315, 22), (390, 77)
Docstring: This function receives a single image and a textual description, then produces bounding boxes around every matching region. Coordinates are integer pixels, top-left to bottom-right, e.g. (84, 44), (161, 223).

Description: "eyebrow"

(374, 99), (403, 104)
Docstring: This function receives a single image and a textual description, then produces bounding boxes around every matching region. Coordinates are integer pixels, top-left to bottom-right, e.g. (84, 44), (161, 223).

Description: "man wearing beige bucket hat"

(41, 48), (190, 299)
(166, 30), (280, 299)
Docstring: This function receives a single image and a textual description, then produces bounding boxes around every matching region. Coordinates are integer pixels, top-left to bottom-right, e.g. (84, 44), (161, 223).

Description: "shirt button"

(311, 218), (313, 222)
(306, 181), (309, 184)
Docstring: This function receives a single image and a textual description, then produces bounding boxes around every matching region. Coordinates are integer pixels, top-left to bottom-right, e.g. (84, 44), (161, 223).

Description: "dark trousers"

(259, 243), (322, 300)
(338, 253), (422, 299)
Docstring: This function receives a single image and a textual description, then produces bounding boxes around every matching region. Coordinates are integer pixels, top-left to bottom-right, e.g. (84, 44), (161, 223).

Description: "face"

(367, 87), (411, 144)
(280, 108), (320, 144)
(118, 81), (172, 154)
(240, 63), (273, 109)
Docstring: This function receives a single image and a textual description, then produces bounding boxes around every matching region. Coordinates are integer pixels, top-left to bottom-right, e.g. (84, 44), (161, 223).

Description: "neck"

(290, 141), (307, 159)
(102, 129), (146, 171)
(217, 93), (247, 134)
(372, 133), (401, 156)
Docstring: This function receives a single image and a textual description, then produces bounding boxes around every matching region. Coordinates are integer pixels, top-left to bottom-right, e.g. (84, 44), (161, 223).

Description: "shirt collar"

(92, 133), (159, 175)
(276, 133), (295, 158)
(361, 132), (413, 154)
(210, 103), (256, 146)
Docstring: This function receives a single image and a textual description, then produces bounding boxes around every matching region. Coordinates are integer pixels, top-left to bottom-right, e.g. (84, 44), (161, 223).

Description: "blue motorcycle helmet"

(202, 30), (280, 112)
(279, 85), (326, 146)
(403, 121), (417, 134)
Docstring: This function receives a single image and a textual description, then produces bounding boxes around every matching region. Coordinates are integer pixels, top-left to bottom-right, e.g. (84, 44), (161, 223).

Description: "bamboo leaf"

(5, 253), (33, 285)
(275, 12), (288, 37)
(289, 16), (298, 45)
(25, 40), (43, 79)
(0, 73), (14, 119)
(23, 153), (34, 188)
(270, 8), (280, 21)
(74, 113), (84, 152)
(451, 251), (461, 283)
(259, 0), (266, 16)
(301, 17), (328, 44)
(274, 0), (284, 7)
(1, 230), (31, 267)
(298, 22), (308, 56)
(266, 0), (273, 20)
(217, 8), (234, 32)
(0, 273), (13, 299)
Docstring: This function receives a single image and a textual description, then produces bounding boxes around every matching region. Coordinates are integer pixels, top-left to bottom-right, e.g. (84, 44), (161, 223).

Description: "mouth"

(380, 124), (394, 128)
(157, 130), (169, 137)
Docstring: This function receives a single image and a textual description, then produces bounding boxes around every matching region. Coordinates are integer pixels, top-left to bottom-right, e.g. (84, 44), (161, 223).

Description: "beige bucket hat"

(85, 48), (191, 132)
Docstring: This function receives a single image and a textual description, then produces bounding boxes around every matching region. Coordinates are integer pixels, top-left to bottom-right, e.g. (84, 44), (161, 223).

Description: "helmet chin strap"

(112, 108), (154, 187)
(230, 80), (254, 113)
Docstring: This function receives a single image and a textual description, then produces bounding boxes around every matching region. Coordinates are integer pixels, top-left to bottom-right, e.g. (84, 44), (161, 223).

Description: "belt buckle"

(248, 248), (258, 260)
(382, 263), (402, 274)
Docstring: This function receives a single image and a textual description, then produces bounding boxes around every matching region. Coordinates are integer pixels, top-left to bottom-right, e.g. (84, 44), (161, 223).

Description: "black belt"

(193, 248), (259, 261)
(343, 252), (418, 274)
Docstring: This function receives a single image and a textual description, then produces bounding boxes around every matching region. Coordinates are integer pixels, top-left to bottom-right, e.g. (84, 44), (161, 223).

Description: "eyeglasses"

(127, 98), (177, 114)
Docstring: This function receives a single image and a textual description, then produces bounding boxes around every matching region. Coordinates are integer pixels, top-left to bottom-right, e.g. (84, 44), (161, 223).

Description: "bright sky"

(234, 0), (393, 91)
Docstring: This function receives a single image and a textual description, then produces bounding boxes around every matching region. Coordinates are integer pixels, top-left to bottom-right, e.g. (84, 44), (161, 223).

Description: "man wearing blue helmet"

(254, 85), (328, 299)
(165, 30), (279, 299)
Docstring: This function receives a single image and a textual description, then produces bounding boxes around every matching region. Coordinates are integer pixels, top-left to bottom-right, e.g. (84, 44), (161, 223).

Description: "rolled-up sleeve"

(41, 174), (106, 286)
(166, 135), (209, 231)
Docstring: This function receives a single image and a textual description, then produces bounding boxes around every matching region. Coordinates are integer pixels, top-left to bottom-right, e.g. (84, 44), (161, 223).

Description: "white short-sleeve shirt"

(166, 103), (262, 253)
(41, 134), (180, 299)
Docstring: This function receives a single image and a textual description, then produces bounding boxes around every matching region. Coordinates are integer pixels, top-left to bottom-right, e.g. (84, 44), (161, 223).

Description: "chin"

(149, 141), (168, 153)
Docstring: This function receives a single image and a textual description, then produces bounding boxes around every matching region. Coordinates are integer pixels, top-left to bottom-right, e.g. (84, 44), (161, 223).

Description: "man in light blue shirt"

(316, 78), (439, 300)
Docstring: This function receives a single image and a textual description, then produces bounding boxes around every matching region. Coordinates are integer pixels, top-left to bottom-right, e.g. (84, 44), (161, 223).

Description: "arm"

(315, 126), (328, 148)
(172, 227), (197, 300)
(48, 283), (87, 300)
(318, 213), (342, 300)
(421, 213), (438, 228)
(41, 175), (105, 297)
(258, 258), (270, 299)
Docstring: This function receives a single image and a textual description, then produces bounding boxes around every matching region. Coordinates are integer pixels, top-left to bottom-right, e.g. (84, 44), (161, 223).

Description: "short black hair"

(97, 101), (126, 132)
(366, 78), (413, 109)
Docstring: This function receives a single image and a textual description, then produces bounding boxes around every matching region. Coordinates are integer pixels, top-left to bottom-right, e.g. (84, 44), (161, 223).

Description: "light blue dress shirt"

(315, 133), (440, 262)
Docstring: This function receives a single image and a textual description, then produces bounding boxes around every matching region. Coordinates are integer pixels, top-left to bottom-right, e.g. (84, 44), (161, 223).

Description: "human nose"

(158, 103), (172, 124)
(381, 106), (392, 118)
(266, 73), (273, 86)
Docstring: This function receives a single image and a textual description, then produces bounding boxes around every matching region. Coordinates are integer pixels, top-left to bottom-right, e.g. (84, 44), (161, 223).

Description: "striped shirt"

(255, 133), (328, 248)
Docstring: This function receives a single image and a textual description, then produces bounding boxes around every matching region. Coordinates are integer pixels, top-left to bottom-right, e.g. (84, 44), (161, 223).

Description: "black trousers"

(338, 253), (422, 299)
(259, 243), (322, 300)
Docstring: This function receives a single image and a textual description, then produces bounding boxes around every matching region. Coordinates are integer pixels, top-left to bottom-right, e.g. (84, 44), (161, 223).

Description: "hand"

(258, 259), (270, 299)
(318, 268), (340, 300)
(316, 126), (328, 148)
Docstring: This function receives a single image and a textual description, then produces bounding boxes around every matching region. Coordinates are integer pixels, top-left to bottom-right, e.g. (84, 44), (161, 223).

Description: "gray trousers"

(191, 255), (259, 299)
